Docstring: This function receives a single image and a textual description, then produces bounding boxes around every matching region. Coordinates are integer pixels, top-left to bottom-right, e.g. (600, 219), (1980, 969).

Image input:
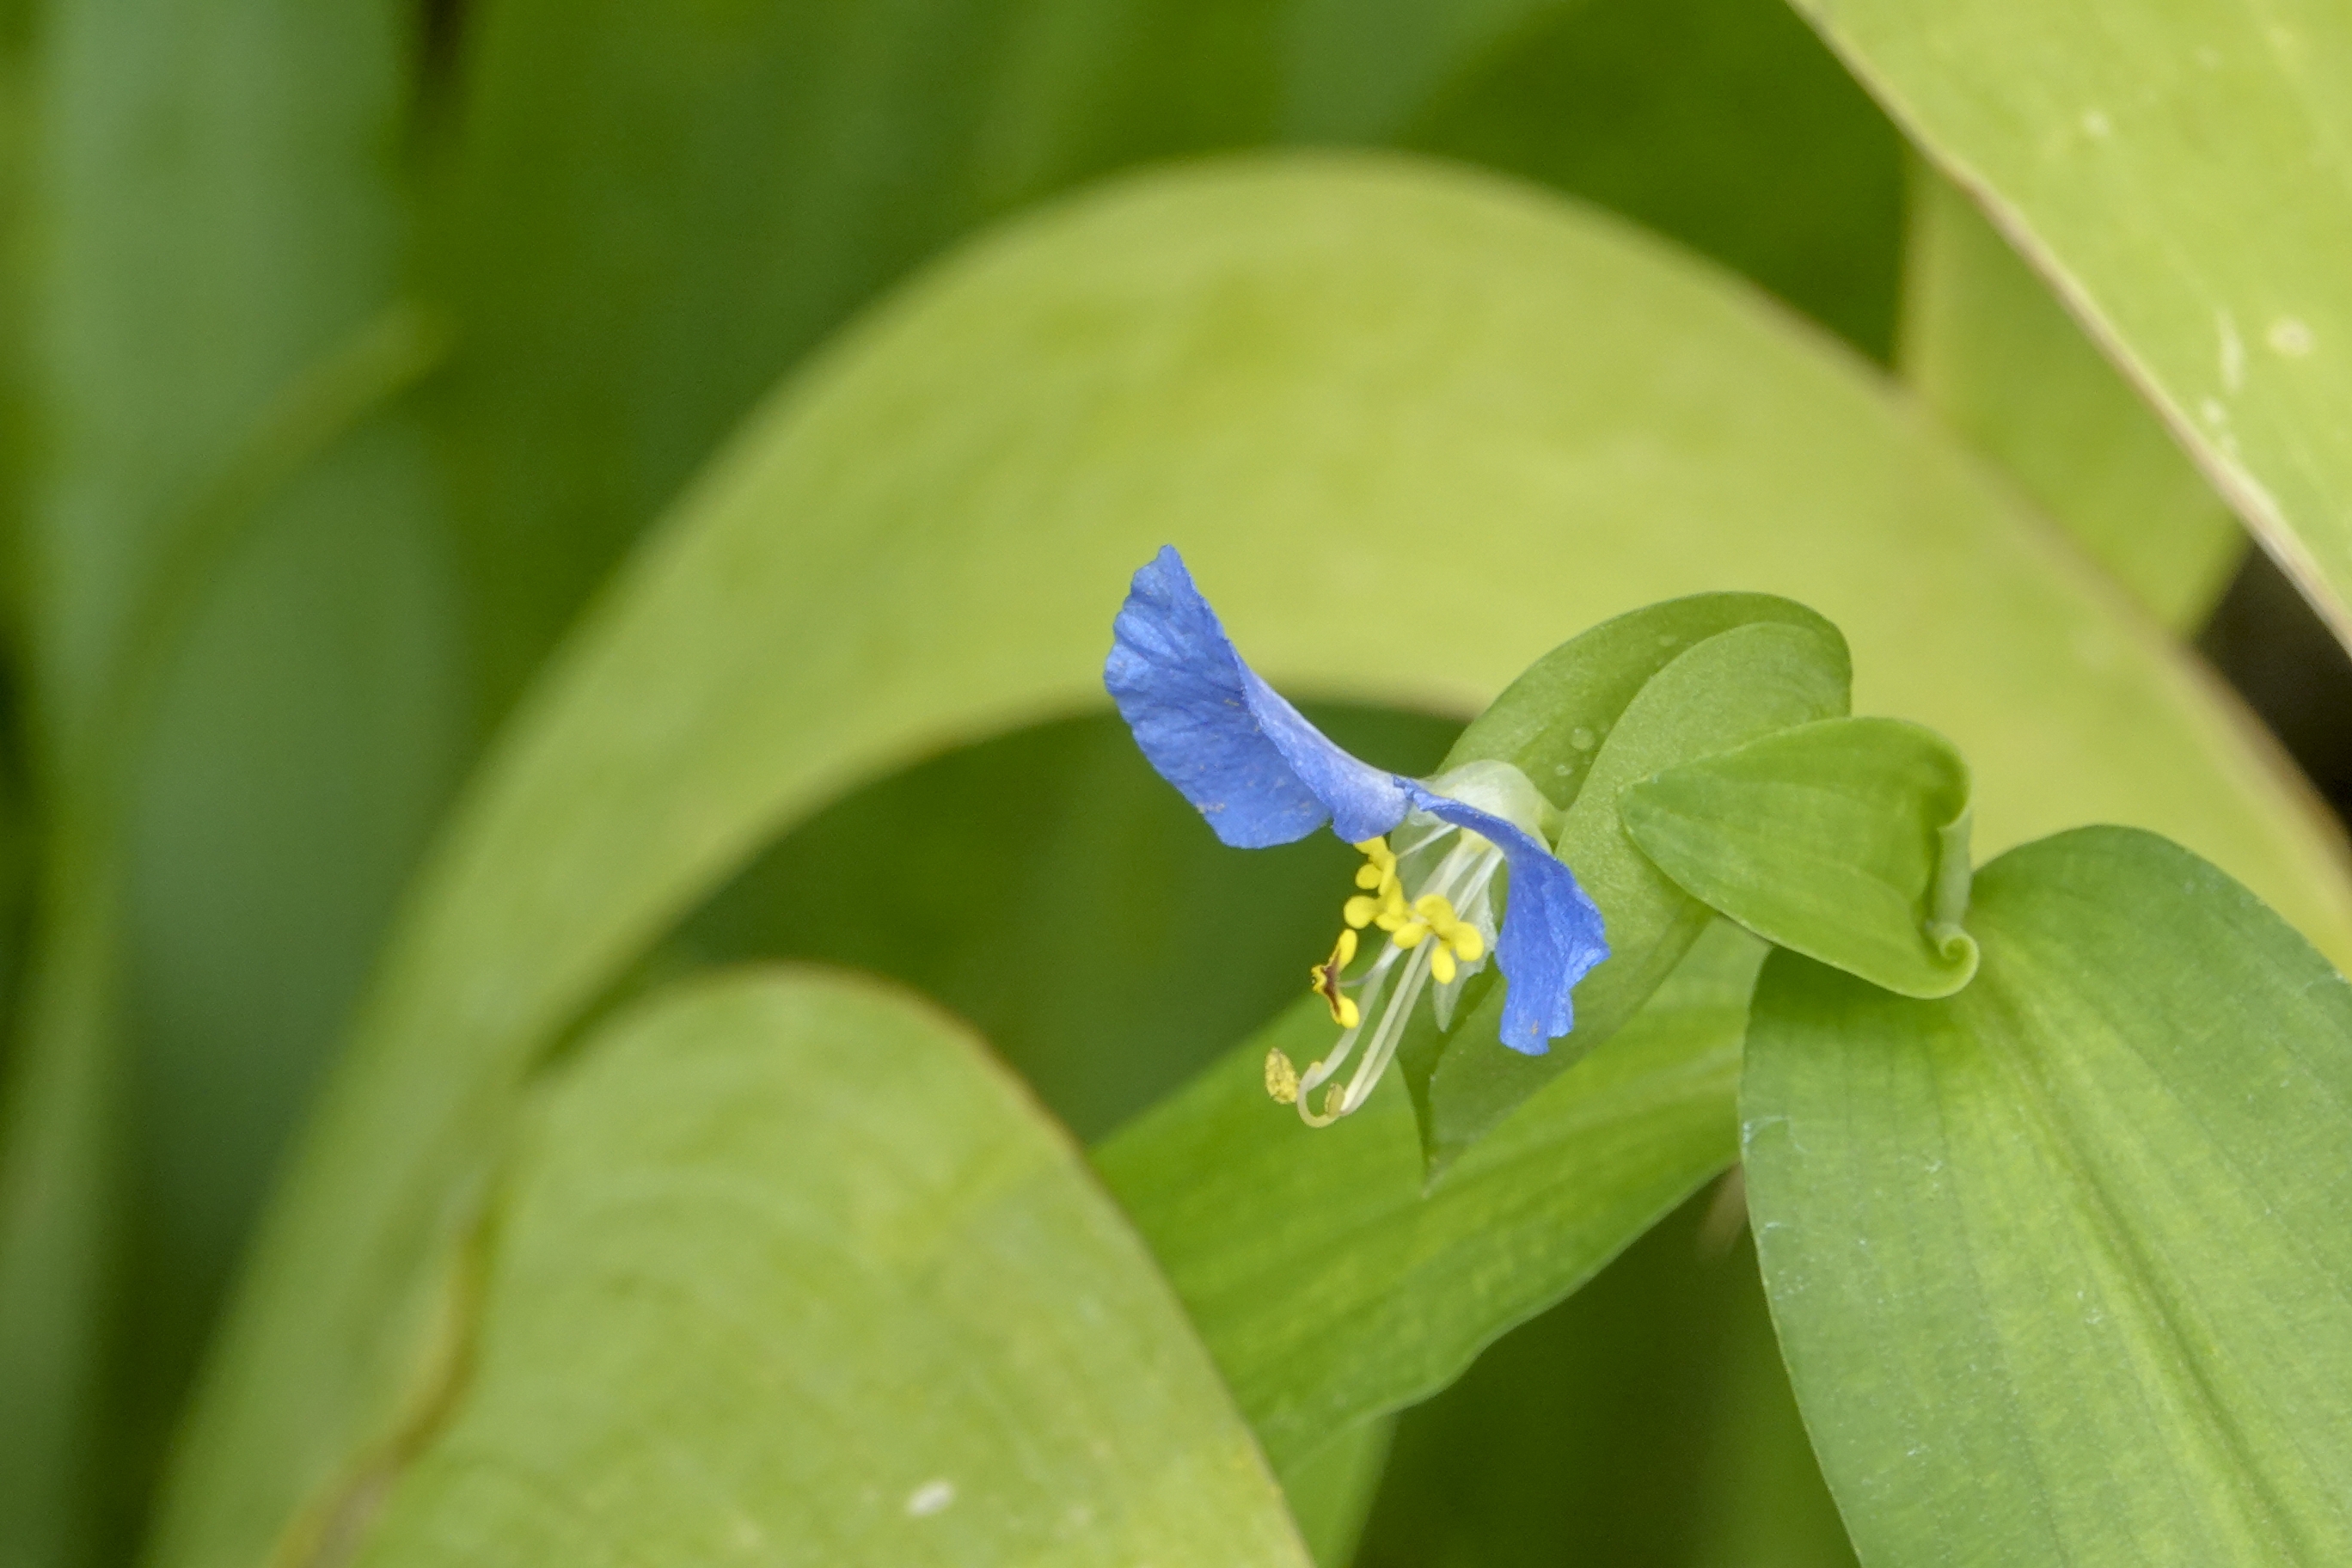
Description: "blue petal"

(1105, 547), (1410, 847)
(1408, 785), (1610, 1055)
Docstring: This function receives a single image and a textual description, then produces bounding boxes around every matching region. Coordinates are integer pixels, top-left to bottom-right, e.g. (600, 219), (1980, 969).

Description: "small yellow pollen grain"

(1264, 1048), (1301, 1104)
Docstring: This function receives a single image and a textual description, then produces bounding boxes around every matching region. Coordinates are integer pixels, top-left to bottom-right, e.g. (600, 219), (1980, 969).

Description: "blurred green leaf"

(1357, 1187), (1854, 1568)
(1745, 827), (2352, 1564)
(0, 3), (458, 1563)
(160, 159), (2352, 1568)
(1411, 616), (1850, 1168)
(421, 0), (1904, 720)
(1797, 0), (2352, 642)
(1898, 162), (2241, 629)
(1622, 717), (1975, 1000)
(1101, 917), (1761, 1478)
(352, 967), (1310, 1568)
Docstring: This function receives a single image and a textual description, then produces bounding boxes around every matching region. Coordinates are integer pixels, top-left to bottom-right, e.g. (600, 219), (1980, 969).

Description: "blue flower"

(1105, 546), (1610, 1124)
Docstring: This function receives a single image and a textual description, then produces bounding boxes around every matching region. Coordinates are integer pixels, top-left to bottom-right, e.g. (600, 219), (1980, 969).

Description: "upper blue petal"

(1105, 547), (1410, 847)
(1408, 785), (1610, 1056)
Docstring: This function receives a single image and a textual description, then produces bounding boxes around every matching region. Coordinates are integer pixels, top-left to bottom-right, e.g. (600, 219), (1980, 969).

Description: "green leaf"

(162, 159), (2352, 1568)
(1101, 918), (1761, 1474)
(1793, 0), (2352, 642)
(1744, 827), (2352, 1565)
(1897, 162), (2241, 630)
(1621, 716), (1975, 999)
(423, 0), (1905, 720)
(1406, 615), (1850, 1167)
(350, 967), (1310, 1568)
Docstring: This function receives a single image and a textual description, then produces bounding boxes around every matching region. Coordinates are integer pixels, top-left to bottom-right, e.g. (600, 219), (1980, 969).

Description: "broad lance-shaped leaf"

(1897, 163), (2241, 631)
(161, 160), (2352, 1568)
(1622, 716), (1976, 1000)
(1401, 611), (1850, 1168)
(352, 968), (1311, 1568)
(1745, 827), (2352, 1565)
(1099, 918), (1763, 1476)
(1793, 0), (2352, 645)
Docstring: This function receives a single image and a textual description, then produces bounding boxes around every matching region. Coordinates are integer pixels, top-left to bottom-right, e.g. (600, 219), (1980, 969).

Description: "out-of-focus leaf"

(1102, 918), (1761, 1475)
(1403, 0), (1904, 357)
(160, 159), (2352, 1568)
(1897, 163), (2241, 629)
(1746, 827), (2352, 1565)
(1622, 717), (1976, 999)
(0, 3), (458, 1563)
(1408, 618), (1849, 1169)
(1357, 1189), (1854, 1568)
(423, 0), (1902, 720)
(674, 706), (1456, 1142)
(1796, 0), (2352, 643)
(352, 968), (1310, 1568)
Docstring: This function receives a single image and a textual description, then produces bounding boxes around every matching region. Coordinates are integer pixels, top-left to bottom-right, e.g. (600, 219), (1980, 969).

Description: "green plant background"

(0, 1), (2347, 1565)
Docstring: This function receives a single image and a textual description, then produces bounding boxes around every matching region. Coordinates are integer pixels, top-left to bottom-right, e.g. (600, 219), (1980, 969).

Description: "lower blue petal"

(1106, 548), (1409, 847)
(1410, 786), (1610, 1054)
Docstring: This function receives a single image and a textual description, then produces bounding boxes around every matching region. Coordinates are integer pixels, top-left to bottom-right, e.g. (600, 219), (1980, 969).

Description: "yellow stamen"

(1343, 895), (1380, 928)
(1265, 1048), (1301, 1104)
(1430, 945), (1457, 984)
(1310, 930), (1361, 1025)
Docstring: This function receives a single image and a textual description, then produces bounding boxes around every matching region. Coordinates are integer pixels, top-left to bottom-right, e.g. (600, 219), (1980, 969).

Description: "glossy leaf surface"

(1746, 827), (2352, 1565)
(357, 968), (1310, 1568)
(1622, 716), (1975, 999)
(163, 158), (2352, 1568)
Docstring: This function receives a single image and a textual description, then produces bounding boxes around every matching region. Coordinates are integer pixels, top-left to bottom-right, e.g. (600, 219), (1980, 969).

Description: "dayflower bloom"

(1104, 547), (1609, 1125)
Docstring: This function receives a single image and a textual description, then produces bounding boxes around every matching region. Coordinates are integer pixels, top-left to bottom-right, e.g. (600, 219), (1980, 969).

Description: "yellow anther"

(1453, 926), (1486, 965)
(1265, 1048), (1301, 1104)
(1392, 920), (1428, 948)
(1354, 862), (1386, 891)
(1343, 895), (1380, 928)
(1311, 930), (1361, 1026)
(1414, 892), (1461, 929)
(1431, 944), (1457, 985)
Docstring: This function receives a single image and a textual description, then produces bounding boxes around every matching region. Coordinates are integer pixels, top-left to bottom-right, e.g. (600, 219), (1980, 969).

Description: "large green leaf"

(352, 967), (1310, 1568)
(0, 3), (454, 1563)
(160, 158), (2352, 1568)
(1896, 163), (2241, 629)
(1745, 827), (2352, 1565)
(421, 0), (1903, 719)
(1797, 0), (2352, 641)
